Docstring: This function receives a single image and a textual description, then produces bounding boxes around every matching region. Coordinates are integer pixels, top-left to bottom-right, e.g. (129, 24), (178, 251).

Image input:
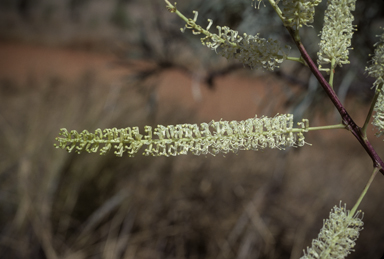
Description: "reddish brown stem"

(286, 27), (384, 175)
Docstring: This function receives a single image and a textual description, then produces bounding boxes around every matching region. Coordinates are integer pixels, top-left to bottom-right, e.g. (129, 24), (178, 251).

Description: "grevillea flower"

(168, 5), (290, 71)
(281, 0), (322, 29)
(372, 92), (384, 136)
(301, 202), (364, 259)
(55, 114), (310, 157)
(367, 29), (384, 134)
(366, 28), (384, 91)
(317, 0), (357, 72)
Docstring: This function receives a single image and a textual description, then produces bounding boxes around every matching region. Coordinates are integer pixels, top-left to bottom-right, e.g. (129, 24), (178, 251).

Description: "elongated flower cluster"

(281, 0), (322, 28)
(211, 26), (291, 71)
(168, 4), (290, 71)
(317, 0), (357, 72)
(301, 202), (364, 259)
(55, 114), (310, 157)
(367, 29), (384, 134)
(366, 29), (384, 91)
(372, 91), (384, 136)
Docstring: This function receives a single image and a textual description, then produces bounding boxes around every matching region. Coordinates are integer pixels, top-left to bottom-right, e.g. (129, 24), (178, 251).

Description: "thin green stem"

(267, 0), (284, 22)
(165, 0), (188, 23)
(349, 167), (379, 218)
(284, 124), (348, 133)
(362, 83), (383, 138)
(286, 56), (305, 64)
(289, 123), (346, 133)
(329, 58), (336, 88)
(307, 124), (347, 131)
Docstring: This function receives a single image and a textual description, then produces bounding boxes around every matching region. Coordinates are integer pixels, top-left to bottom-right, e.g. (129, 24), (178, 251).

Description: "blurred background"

(0, 0), (384, 258)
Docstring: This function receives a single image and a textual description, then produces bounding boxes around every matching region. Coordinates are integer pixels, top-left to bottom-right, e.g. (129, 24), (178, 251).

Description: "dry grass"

(1, 0), (384, 258)
(0, 63), (384, 259)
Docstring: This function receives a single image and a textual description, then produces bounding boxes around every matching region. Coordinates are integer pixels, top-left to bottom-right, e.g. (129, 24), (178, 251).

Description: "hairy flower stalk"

(165, 1), (290, 71)
(280, 0), (322, 29)
(317, 0), (357, 73)
(301, 202), (364, 259)
(366, 29), (384, 135)
(55, 114), (310, 157)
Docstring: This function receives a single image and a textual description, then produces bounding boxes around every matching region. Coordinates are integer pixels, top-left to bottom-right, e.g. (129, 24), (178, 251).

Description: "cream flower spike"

(165, 1), (290, 71)
(317, 0), (357, 73)
(301, 202), (364, 259)
(55, 114), (310, 157)
(366, 28), (384, 91)
(367, 29), (384, 135)
(372, 93), (384, 136)
(281, 0), (322, 29)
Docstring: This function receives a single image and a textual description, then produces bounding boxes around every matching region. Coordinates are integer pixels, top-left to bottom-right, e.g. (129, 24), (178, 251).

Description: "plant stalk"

(349, 166), (379, 218)
(286, 27), (384, 175)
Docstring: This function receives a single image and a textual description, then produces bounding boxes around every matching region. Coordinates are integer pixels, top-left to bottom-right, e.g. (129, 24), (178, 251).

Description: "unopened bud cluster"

(317, 0), (357, 72)
(55, 114), (310, 157)
(301, 202), (364, 259)
(280, 0), (322, 28)
(173, 7), (290, 71)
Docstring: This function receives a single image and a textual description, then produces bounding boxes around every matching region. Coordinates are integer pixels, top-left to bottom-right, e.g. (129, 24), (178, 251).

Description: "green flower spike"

(165, 1), (291, 71)
(366, 29), (384, 134)
(317, 0), (357, 73)
(55, 114), (310, 157)
(372, 92), (384, 136)
(301, 202), (364, 259)
(366, 28), (384, 91)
